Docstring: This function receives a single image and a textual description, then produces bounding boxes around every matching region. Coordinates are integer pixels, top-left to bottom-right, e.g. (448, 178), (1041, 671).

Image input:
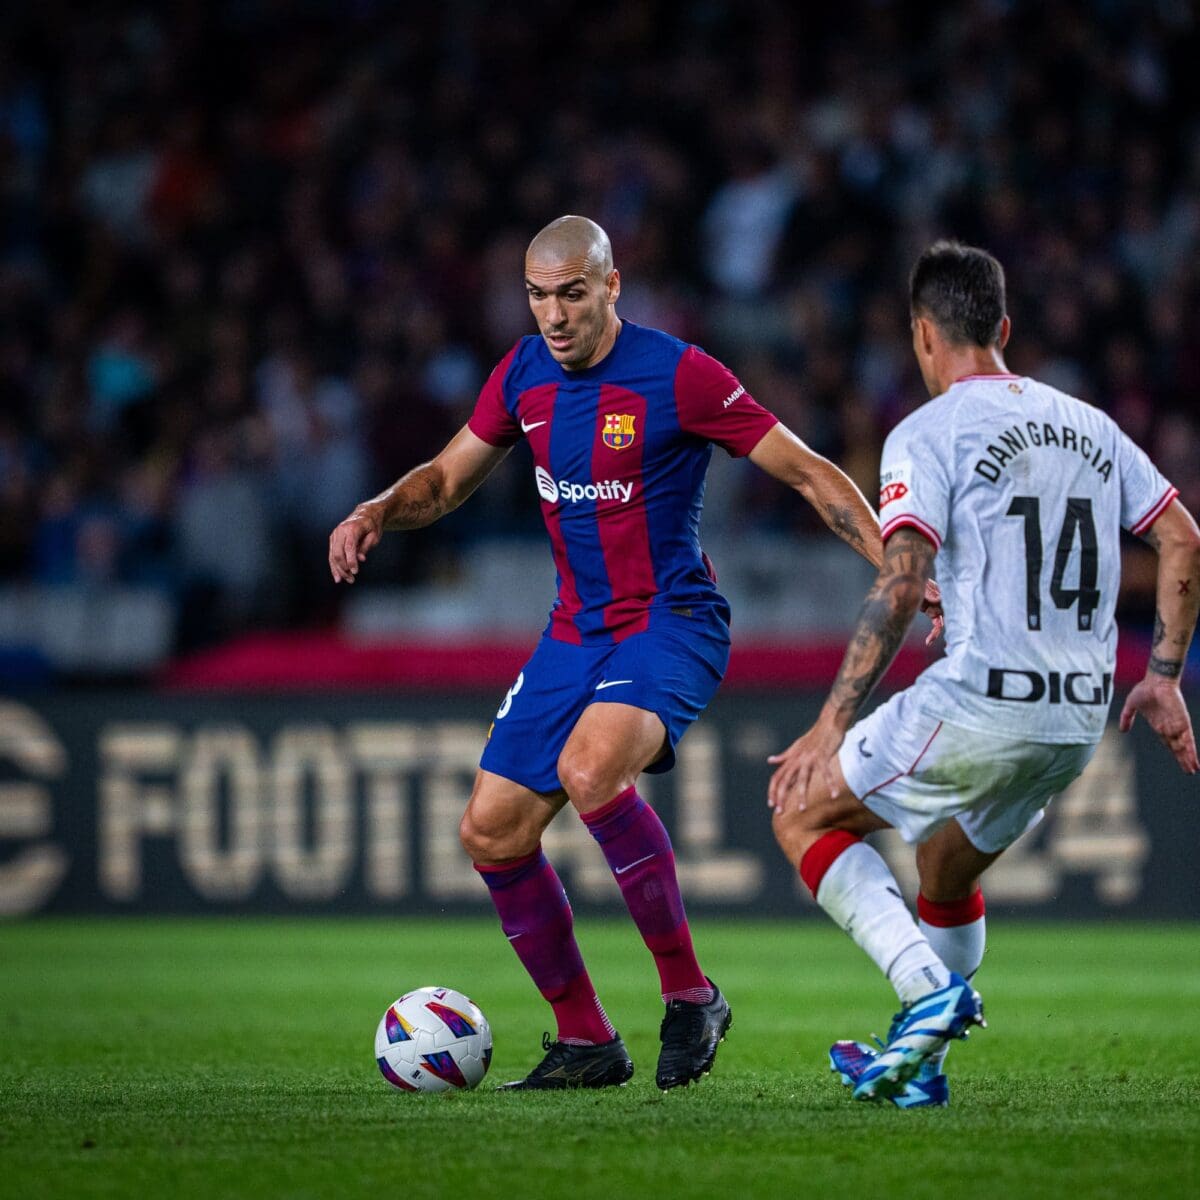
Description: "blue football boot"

(829, 1038), (949, 1108)
(851, 973), (984, 1102)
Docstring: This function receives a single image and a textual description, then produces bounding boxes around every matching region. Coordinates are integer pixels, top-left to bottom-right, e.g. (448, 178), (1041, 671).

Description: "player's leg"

(560, 701), (710, 1001)
(900, 819), (998, 1089)
(558, 699), (731, 1089)
(771, 763), (957, 1009)
(460, 769), (633, 1089)
(772, 694), (985, 1100)
(916, 818), (996, 986)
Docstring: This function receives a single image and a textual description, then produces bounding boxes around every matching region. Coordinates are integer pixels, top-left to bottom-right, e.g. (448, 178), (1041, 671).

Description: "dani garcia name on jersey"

(973, 421), (1114, 485)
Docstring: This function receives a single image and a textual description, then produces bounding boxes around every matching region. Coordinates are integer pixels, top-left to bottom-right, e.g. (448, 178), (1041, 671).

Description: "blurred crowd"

(1, 0), (1198, 649)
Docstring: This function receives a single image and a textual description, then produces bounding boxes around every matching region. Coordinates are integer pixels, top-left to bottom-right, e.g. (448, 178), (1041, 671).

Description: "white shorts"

(838, 686), (1098, 853)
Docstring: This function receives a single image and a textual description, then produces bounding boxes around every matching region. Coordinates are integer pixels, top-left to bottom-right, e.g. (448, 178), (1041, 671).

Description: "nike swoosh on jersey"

(614, 853), (656, 875)
(595, 679), (634, 690)
(520, 418), (547, 433)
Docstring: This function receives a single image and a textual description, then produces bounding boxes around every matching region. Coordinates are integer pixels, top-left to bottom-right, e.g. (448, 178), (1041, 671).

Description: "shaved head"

(527, 215), (613, 276)
(523, 215), (621, 370)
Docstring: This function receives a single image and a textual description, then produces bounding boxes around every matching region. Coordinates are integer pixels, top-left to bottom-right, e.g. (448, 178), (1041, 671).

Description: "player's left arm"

(1120, 498), (1200, 773)
(767, 527), (937, 812)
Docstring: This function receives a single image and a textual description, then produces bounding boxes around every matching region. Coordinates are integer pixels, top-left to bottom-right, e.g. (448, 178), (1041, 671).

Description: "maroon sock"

(582, 787), (713, 1004)
(475, 848), (615, 1045)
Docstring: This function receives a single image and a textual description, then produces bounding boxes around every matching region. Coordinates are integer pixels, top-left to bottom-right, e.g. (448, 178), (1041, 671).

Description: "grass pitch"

(1, 919), (1197, 1200)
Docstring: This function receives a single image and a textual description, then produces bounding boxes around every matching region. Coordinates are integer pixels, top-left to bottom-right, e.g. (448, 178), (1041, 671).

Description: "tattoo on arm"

(1149, 605), (1191, 679)
(380, 464), (447, 530)
(1148, 655), (1184, 679)
(826, 529), (935, 724)
(820, 501), (865, 551)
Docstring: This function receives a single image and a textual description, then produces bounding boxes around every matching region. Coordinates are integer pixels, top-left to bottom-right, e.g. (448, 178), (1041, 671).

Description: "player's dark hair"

(909, 241), (1006, 347)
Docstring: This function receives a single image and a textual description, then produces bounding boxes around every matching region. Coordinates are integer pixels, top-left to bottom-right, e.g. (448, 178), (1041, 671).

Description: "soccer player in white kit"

(767, 241), (1200, 1106)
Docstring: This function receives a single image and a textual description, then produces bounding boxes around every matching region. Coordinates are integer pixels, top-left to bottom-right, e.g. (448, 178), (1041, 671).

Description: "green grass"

(1, 920), (1197, 1199)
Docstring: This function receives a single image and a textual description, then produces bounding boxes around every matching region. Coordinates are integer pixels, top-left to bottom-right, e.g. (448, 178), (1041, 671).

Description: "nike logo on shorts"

(858, 737), (873, 758)
(521, 418), (547, 433)
(595, 679), (633, 690)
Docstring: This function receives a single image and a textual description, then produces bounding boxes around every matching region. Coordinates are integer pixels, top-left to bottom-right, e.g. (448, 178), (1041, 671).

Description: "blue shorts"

(479, 611), (730, 794)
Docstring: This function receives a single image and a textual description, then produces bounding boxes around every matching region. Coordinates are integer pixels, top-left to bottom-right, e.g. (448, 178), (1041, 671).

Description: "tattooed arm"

(767, 528), (936, 812)
(328, 425), (510, 583)
(1120, 499), (1200, 772)
(821, 528), (936, 726)
(748, 425), (883, 568)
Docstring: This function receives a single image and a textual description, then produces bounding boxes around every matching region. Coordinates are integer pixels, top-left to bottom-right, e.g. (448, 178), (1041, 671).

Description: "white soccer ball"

(374, 986), (493, 1093)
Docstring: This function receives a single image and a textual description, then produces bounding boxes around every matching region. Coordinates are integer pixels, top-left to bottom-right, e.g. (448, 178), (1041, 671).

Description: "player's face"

(525, 254), (620, 370)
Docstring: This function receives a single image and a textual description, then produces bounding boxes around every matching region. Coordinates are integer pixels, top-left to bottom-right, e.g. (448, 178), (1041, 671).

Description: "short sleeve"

(467, 342), (522, 448)
(878, 419), (951, 550)
(674, 346), (778, 457)
(1116, 426), (1177, 535)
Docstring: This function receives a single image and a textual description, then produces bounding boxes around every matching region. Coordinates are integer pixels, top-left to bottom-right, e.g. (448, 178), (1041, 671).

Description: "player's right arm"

(328, 425), (510, 584)
(1119, 498), (1200, 773)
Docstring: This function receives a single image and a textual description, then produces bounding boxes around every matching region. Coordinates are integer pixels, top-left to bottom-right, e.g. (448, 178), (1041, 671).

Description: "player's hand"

(767, 718), (844, 815)
(1119, 675), (1199, 774)
(328, 503), (384, 584)
(920, 578), (944, 646)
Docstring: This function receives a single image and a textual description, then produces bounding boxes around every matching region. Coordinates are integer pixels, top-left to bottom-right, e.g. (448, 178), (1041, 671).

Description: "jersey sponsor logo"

(879, 460), (911, 511)
(521, 417), (547, 433)
(723, 385), (746, 408)
(985, 667), (1113, 707)
(602, 412), (637, 450)
(534, 466), (634, 505)
(534, 466), (559, 503)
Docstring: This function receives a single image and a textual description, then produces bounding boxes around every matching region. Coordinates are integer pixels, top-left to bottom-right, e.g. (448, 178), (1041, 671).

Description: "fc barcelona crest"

(602, 412), (637, 451)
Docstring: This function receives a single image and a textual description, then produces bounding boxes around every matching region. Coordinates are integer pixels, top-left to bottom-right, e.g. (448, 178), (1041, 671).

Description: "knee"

(556, 748), (616, 811)
(459, 806), (532, 866)
(771, 809), (823, 870)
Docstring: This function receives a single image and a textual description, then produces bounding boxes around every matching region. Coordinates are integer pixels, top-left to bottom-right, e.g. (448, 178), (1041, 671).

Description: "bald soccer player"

(329, 216), (940, 1091)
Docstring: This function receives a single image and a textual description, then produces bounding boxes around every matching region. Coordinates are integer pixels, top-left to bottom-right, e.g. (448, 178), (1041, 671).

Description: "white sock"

(919, 915), (985, 982)
(918, 911), (985, 1074)
(815, 842), (950, 1006)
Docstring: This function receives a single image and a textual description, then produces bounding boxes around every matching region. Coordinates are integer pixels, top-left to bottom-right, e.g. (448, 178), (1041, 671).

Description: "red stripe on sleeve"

(881, 513), (943, 549)
(467, 342), (522, 447)
(673, 346), (778, 457)
(1130, 486), (1178, 536)
(593, 385), (656, 639)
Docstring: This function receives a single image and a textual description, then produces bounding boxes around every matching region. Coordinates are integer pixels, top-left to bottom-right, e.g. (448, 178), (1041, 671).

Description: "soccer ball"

(374, 986), (493, 1093)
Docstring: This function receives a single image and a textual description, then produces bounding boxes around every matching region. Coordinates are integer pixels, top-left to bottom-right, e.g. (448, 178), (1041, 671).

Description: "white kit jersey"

(879, 373), (1176, 743)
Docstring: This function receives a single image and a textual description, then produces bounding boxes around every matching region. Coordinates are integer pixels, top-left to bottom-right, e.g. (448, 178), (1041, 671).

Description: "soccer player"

(767, 240), (1200, 1106)
(329, 215), (935, 1091)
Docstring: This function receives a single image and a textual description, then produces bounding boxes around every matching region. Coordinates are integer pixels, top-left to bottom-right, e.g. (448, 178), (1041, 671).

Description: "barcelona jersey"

(468, 321), (779, 645)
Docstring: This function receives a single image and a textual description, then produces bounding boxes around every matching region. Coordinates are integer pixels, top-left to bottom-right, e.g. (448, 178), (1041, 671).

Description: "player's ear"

(607, 268), (620, 304)
(997, 314), (1011, 350)
(916, 315), (937, 358)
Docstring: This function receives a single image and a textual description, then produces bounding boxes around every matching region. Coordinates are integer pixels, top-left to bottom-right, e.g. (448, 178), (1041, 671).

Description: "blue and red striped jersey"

(468, 321), (778, 644)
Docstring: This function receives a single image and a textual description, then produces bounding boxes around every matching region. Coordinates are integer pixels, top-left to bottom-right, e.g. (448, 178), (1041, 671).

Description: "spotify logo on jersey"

(533, 466), (634, 505)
